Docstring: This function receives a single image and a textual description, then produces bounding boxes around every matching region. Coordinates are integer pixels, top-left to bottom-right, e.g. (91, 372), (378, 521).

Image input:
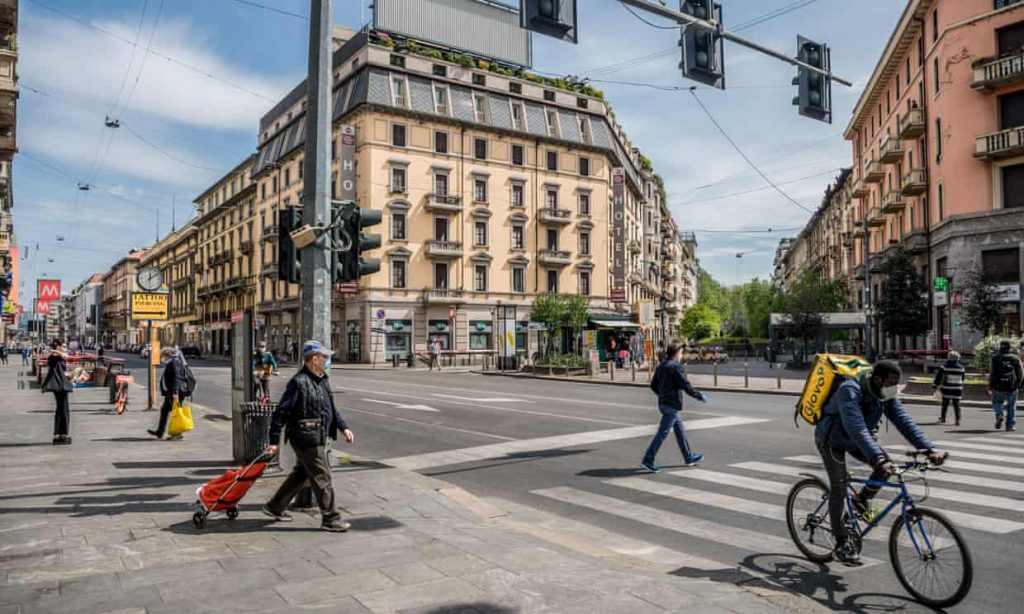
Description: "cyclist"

(814, 359), (946, 565)
(252, 341), (278, 401)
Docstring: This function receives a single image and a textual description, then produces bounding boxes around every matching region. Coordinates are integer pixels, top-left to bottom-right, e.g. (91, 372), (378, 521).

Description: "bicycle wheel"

(889, 507), (973, 609)
(786, 477), (835, 563)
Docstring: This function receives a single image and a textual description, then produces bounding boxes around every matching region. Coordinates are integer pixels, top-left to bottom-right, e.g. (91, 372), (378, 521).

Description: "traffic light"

(520, 0), (578, 44)
(331, 201), (382, 283)
(277, 206), (302, 283)
(792, 36), (832, 124)
(680, 1), (724, 89)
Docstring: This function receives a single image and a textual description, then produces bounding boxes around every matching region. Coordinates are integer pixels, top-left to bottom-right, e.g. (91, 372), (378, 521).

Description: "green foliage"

(963, 267), (1004, 336)
(537, 353), (588, 368)
(973, 335), (1022, 373)
(562, 294), (590, 337)
(874, 247), (929, 339)
(780, 270), (848, 360)
(679, 304), (720, 341)
(638, 154), (654, 172)
(530, 294), (591, 355)
(696, 267), (731, 315)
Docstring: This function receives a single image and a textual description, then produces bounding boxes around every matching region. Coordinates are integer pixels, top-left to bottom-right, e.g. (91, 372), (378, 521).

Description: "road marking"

(785, 454), (1023, 479)
(432, 393), (533, 403)
(361, 398), (439, 412)
(344, 407), (514, 441)
(737, 461), (1024, 534)
(965, 436), (1024, 446)
(935, 440), (1024, 455)
(384, 415), (770, 471)
(530, 486), (881, 569)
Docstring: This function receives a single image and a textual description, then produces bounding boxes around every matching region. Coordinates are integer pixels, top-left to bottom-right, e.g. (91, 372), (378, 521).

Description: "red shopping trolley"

(191, 452), (272, 529)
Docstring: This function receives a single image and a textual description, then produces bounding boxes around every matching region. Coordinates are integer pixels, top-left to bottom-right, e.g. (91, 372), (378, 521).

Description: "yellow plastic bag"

(167, 399), (194, 437)
(795, 354), (871, 426)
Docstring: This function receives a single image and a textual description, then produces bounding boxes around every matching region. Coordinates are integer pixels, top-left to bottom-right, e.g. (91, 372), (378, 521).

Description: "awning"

(590, 319), (639, 329)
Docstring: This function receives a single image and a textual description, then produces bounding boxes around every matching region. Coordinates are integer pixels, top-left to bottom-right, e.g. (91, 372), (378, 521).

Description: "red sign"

(35, 299), (50, 314)
(611, 288), (627, 303)
(231, 310), (244, 324)
(336, 281), (358, 294)
(952, 291), (963, 307)
(37, 279), (61, 302)
(448, 305), (455, 321)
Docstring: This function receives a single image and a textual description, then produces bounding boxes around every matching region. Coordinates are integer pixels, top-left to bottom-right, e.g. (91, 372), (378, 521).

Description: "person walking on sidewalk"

(147, 347), (184, 440)
(989, 340), (1023, 431)
(262, 340), (355, 532)
(641, 342), (708, 473)
(21, 344), (30, 366)
(428, 338), (442, 371)
(43, 339), (73, 445)
(252, 341), (278, 401)
(933, 351), (966, 426)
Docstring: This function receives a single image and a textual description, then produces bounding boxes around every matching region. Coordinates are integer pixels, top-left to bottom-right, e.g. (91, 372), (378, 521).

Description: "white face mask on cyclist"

(880, 384), (899, 400)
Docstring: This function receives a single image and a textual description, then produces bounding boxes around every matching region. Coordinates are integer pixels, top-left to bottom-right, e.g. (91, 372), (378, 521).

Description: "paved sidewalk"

(0, 364), (824, 613)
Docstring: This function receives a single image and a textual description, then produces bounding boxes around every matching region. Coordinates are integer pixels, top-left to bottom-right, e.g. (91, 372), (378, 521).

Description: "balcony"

(627, 240), (642, 254)
(0, 229), (8, 251)
(261, 225), (278, 241)
(868, 253), (884, 272)
(879, 136), (905, 164)
(0, 1), (15, 35)
(239, 240), (253, 255)
(538, 208), (572, 225)
(0, 91), (14, 128)
(864, 160), (884, 183)
(903, 230), (928, 255)
(851, 178), (870, 198)
(972, 52), (1024, 91)
(425, 240), (464, 258)
(881, 190), (905, 214)
(867, 206), (885, 227)
(898, 108), (926, 139)
(424, 288), (465, 304)
(538, 249), (572, 266)
(901, 169), (927, 196)
(260, 262), (279, 278)
(853, 225), (865, 239)
(426, 193), (462, 213)
(975, 126), (1024, 160)
(0, 51), (14, 96)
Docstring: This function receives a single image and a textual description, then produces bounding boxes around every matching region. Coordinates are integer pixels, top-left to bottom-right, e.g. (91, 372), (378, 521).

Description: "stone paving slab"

(0, 363), (824, 613)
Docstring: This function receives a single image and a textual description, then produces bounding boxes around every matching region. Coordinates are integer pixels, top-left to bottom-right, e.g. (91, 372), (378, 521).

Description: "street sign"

(231, 310), (244, 324)
(37, 279), (61, 302)
(952, 290), (963, 307)
(934, 291), (948, 307)
(376, 308), (386, 319)
(448, 305), (455, 321)
(933, 276), (949, 291)
(637, 299), (655, 328)
(995, 283), (1021, 302)
(130, 292), (169, 320)
(35, 299), (50, 314)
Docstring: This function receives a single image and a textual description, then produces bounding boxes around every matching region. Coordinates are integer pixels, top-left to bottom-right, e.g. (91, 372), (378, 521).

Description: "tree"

(530, 293), (565, 355)
(696, 267), (731, 316)
(741, 278), (783, 339)
(962, 267), (1003, 336)
(782, 270), (847, 363)
(873, 247), (929, 347)
(679, 304), (720, 341)
(562, 294), (590, 352)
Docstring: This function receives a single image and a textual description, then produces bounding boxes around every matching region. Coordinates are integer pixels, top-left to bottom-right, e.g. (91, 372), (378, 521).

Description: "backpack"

(179, 362), (197, 397)
(795, 354), (872, 427)
(992, 354), (1021, 392)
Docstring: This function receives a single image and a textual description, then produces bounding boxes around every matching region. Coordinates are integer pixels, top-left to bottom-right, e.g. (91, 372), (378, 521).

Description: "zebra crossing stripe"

(738, 461), (1024, 534)
(921, 448), (1024, 465)
(778, 455), (1024, 493)
(935, 440), (1024, 455)
(786, 454), (1024, 479)
(965, 436), (1024, 447)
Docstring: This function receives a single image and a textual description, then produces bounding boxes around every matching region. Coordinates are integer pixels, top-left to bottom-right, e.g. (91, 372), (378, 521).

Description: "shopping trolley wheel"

(226, 507), (239, 520)
(192, 511), (207, 529)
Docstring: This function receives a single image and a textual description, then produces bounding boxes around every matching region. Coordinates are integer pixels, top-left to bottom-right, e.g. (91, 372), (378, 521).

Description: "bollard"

(610, 362), (615, 381)
(776, 363), (782, 389)
(713, 362), (718, 387)
(744, 362), (750, 388)
(392, 354), (399, 368)
(631, 361), (636, 382)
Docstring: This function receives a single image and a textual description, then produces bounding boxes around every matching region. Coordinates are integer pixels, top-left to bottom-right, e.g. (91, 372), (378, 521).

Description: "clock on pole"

(136, 266), (164, 292)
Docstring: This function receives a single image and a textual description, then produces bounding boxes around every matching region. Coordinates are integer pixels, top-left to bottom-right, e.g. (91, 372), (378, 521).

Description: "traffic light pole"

(616, 0), (854, 86)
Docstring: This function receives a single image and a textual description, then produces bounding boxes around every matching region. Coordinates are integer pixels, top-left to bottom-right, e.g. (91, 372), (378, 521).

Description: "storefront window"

(469, 320), (492, 350)
(428, 319), (451, 350)
(385, 319), (412, 359)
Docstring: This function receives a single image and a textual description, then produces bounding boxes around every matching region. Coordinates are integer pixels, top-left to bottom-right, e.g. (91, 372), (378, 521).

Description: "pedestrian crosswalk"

(527, 432), (1024, 573)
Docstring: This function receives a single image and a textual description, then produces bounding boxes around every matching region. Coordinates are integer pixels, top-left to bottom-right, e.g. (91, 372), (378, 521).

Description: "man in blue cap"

(263, 340), (354, 532)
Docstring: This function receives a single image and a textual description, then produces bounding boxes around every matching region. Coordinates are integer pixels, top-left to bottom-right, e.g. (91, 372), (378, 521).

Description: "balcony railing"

(881, 190), (905, 214)
(879, 136), (905, 164)
(903, 230), (928, 255)
(852, 225), (866, 238)
(425, 240), (464, 258)
(538, 208), (572, 224)
(538, 249), (572, 266)
(260, 262), (279, 278)
(239, 240), (253, 255)
(864, 160), (884, 183)
(424, 288), (465, 303)
(261, 225), (278, 241)
(975, 126), (1024, 160)
(898, 108), (926, 139)
(972, 51), (1024, 91)
(851, 178), (870, 198)
(867, 206), (885, 227)
(426, 193), (462, 212)
(901, 168), (927, 196)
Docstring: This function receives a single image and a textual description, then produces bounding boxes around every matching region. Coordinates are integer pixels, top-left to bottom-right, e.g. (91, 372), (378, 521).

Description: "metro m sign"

(37, 279), (61, 302)
(35, 299), (50, 315)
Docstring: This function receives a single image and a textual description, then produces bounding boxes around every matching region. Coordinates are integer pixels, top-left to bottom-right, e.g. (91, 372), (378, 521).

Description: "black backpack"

(179, 362), (197, 397)
(993, 354), (1021, 392)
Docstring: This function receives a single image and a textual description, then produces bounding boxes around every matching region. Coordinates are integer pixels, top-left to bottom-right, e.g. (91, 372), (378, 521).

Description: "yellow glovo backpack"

(795, 354), (872, 427)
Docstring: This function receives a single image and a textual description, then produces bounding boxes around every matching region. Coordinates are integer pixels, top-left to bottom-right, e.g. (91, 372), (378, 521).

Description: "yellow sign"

(130, 292), (169, 321)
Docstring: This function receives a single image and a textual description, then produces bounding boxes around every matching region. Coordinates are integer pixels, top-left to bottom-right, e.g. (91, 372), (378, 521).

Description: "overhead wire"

(228, 0), (307, 20)
(618, 1), (678, 30)
(731, 0), (822, 32)
(120, 0), (165, 111)
(120, 121), (228, 173)
(675, 167), (843, 207)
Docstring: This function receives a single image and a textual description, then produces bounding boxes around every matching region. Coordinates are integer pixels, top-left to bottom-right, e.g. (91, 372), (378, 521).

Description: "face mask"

(880, 385), (899, 400)
(324, 356), (331, 371)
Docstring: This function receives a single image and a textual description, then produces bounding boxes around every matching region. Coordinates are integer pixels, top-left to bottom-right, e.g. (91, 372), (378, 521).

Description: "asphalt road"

(114, 353), (1020, 613)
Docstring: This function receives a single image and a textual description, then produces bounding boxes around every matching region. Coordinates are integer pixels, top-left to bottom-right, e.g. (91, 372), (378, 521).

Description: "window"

(260, 183), (266, 200)
(474, 221), (488, 246)
(390, 167), (407, 193)
(474, 138), (487, 160)
(544, 90), (555, 101)
(578, 192), (590, 215)
(433, 86), (448, 115)
(937, 182), (945, 221)
(272, 176), (278, 194)
(472, 73), (486, 86)
(546, 151), (558, 172)
(432, 64), (447, 77)
(434, 217), (449, 241)
(391, 77), (407, 107)
(547, 270), (559, 293)
(391, 212), (407, 240)
(511, 224), (525, 250)
(935, 117), (943, 161)
(390, 54), (405, 68)
(578, 117), (592, 144)
(982, 248), (1021, 283)
(1002, 164), (1024, 209)
(579, 231), (590, 255)
(512, 267), (525, 293)
(434, 173), (449, 196)
(391, 260), (407, 289)
(473, 178), (488, 203)
(434, 262), (449, 289)
(474, 264), (488, 292)
(577, 97), (588, 109)
(999, 90), (1024, 129)
(511, 183), (525, 208)
(546, 227), (558, 250)
(998, 21), (1024, 57)
(391, 124), (407, 147)
(473, 94), (487, 122)
(511, 102), (525, 130)
(331, 139), (337, 160)
(434, 131), (448, 154)
(284, 168), (291, 186)
(546, 109), (559, 137)
(509, 82), (522, 94)
(298, 160), (303, 179)
(933, 57), (940, 93)
(512, 144), (524, 166)
(579, 156), (590, 177)
(931, 9), (938, 42)
(579, 271), (591, 296)
(905, 58), (911, 85)
(545, 187), (558, 209)
(917, 35), (925, 66)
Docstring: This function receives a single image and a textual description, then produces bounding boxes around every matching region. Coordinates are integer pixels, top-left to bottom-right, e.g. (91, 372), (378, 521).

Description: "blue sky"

(13, 0), (904, 303)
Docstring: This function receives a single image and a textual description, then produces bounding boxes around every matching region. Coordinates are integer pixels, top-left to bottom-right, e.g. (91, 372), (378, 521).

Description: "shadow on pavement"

(424, 448), (590, 478)
(114, 460), (234, 469)
(0, 442), (55, 448)
(576, 467), (649, 478)
(0, 475), (205, 503)
(420, 605), (518, 614)
(92, 437), (159, 442)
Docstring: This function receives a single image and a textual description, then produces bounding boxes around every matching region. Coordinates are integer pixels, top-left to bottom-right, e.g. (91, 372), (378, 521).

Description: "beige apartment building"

(100, 250), (146, 348)
(780, 0), (1024, 352)
(138, 220), (200, 348)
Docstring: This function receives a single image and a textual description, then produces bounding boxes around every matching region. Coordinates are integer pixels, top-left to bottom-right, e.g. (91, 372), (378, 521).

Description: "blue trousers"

(993, 391), (1018, 428)
(643, 407), (692, 464)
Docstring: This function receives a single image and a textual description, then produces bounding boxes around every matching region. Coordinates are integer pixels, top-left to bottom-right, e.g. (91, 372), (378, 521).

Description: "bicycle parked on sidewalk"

(786, 450), (972, 609)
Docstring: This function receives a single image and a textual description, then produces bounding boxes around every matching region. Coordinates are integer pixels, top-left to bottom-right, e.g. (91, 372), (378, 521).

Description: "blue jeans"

(993, 391), (1018, 428)
(643, 407), (692, 464)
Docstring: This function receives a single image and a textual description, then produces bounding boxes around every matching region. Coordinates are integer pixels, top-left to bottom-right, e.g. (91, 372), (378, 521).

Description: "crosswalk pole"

(744, 362), (749, 388)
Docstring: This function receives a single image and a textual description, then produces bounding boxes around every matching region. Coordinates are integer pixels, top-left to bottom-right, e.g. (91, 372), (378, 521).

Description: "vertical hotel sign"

(340, 125), (356, 201)
(611, 168), (626, 303)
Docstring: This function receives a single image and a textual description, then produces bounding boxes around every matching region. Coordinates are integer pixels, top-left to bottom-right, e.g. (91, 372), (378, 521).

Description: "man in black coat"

(148, 347), (182, 439)
(990, 340), (1023, 431)
(263, 340), (354, 532)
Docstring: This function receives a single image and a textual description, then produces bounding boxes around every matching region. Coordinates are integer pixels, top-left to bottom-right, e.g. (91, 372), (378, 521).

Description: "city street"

(120, 354), (1021, 613)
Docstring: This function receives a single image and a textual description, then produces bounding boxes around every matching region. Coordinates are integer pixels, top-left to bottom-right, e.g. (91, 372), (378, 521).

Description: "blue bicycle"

(785, 450), (973, 609)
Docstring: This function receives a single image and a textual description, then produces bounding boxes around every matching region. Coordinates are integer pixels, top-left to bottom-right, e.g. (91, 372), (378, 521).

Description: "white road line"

(344, 407), (515, 441)
(736, 461), (1024, 534)
(965, 436), (1024, 446)
(384, 415), (770, 471)
(531, 486), (882, 569)
(361, 398), (439, 412)
(433, 393), (533, 403)
(935, 440), (1024, 455)
(786, 454), (1023, 478)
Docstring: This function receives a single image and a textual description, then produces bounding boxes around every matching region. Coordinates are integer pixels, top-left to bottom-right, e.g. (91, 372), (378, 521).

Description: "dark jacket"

(268, 366), (349, 447)
(44, 353), (70, 394)
(159, 358), (182, 397)
(989, 350), (1023, 392)
(932, 359), (965, 399)
(815, 373), (932, 465)
(649, 359), (702, 411)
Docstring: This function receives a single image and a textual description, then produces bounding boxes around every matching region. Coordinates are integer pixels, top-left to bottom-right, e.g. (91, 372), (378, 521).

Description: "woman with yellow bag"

(147, 347), (192, 440)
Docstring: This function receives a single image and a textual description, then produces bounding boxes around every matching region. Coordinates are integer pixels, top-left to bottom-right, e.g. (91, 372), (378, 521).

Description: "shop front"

(385, 318), (413, 360)
(427, 319), (452, 350)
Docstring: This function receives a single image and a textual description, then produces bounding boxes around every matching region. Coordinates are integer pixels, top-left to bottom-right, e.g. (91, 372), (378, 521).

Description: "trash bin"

(240, 401), (279, 466)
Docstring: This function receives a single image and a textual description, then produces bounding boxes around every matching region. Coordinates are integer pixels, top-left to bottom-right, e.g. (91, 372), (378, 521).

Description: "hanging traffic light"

(277, 206), (302, 283)
(793, 36), (832, 124)
(331, 201), (382, 283)
(680, 1), (725, 89)
(520, 0), (578, 44)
